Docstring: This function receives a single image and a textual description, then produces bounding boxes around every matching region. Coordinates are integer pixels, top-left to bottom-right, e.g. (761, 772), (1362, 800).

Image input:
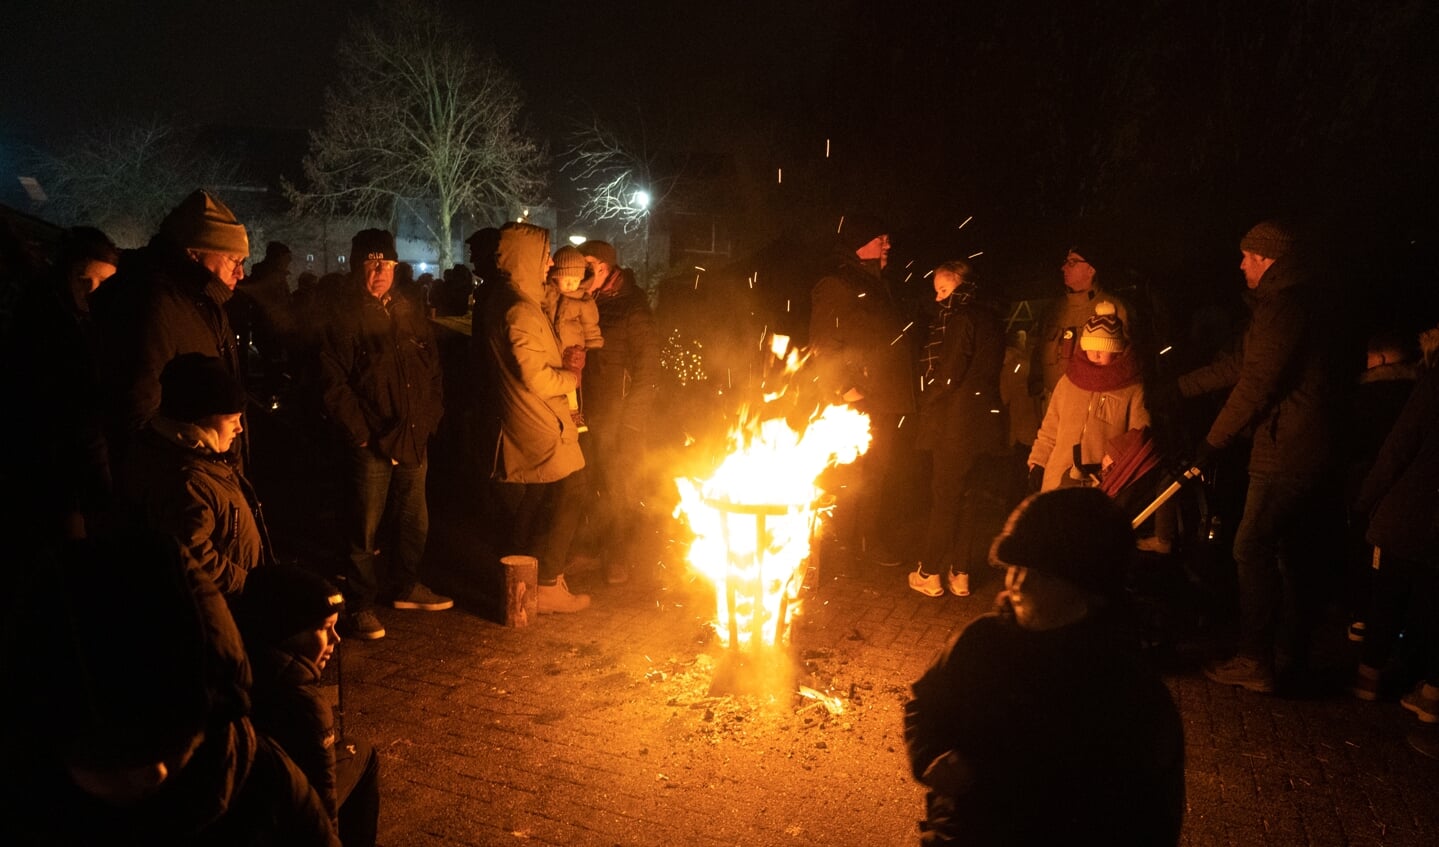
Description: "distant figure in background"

(1, 529), (339, 845)
(904, 489), (1184, 846)
(1029, 241), (1130, 418)
(231, 241), (297, 382)
(1000, 328), (1038, 452)
(317, 229), (450, 641)
(809, 213), (916, 567)
(908, 261), (1006, 599)
(120, 353), (269, 598)
(237, 566), (380, 847)
(483, 222), (592, 613)
(1, 226), (120, 549)
(576, 241), (659, 584)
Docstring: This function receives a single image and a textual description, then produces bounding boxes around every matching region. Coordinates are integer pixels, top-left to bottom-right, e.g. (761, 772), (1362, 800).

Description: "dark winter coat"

(1177, 255), (1346, 478)
(249, 648), (338, 823)
(92, 237), (244, 439)
(588, 274), (659, 434)
(317, 280), (444, 467)
(121, 420), (268, 596)
(3, 544), (337, 846)
(1, 274), (111, 524)
(810, 253), (916, 415)
(1355, 367), (1439, 562)
(914, 295), (1006, 453)
(904, 606), (1184, 846)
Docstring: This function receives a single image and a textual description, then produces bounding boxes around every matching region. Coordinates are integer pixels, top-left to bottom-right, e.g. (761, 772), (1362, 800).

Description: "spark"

(901, 321), (914, 333)
(905, 259), (915, 269)
(904, 272), (912, 282)
(924, 269), (935, 278)
(777, 168), (783, 183)
(857, 292), (867, 298)
(786, 299), (791, 312)
(968, 251), (984, 259)
(897, 415), (906, 428)
(694, 265), (707, 272)
(1014, 363), (1022, 373)
(825, 138), (831, 158)
(836, 215), (845, 233)
(1159, 345), (1173, 355)
(694, 274), (700, 289)
(958, 215), (973, 230)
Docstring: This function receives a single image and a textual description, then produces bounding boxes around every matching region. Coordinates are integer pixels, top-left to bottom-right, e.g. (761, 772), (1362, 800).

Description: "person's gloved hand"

(1191, 440), (1217, 469)
(561, 345), (586, 382)
(1027, 464), (1045, 493)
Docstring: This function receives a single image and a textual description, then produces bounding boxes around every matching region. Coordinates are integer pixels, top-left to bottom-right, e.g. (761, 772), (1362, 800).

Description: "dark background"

(4, 0), (1437, 323)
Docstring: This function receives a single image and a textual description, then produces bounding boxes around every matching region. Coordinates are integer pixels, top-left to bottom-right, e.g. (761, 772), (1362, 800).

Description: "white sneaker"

(908, 566), (943, 597)
(947, 571), (970, 597)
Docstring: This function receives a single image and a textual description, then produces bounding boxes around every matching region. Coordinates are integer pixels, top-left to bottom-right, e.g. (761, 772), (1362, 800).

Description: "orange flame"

(674, 401), (871, 649)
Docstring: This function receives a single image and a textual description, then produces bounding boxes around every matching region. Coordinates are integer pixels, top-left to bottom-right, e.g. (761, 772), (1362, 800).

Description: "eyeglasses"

(1062, 257), (1089, 268)
(1005, 566), (1028, 595)
(364, 259), (398, 271)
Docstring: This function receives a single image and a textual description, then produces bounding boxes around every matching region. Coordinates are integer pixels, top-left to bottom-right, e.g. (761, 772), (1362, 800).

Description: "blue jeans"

(1232, 471), (1317, 667)
(344, 446), (429, 612)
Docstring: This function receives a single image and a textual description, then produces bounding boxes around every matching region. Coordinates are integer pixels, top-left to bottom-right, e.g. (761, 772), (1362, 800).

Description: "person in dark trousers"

(482, 222), (592, 613)
(0, 528), (339, 846)
(1180, 220), (1349, 694)
(1349, 366), (1439, 721)
(317, 229), (450, 640)
(92, 189), (251, 474)
(904, 488), (1185, 846)
(810, 212), (917, 567)
(576, 241), (660, 584)
(908, 261), (1006, 598)
(119, 353), (269, 598)
(237, 566), (381, 846)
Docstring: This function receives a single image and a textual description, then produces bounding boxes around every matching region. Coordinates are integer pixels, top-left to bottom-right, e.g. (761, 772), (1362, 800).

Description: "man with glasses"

(318, 229), (450, 640)
(1029, 242), (1130, 419)
(93, 189), (253, 475)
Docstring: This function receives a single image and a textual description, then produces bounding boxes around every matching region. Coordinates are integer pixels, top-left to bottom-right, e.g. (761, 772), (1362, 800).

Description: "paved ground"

(327, 523), (1439, 847)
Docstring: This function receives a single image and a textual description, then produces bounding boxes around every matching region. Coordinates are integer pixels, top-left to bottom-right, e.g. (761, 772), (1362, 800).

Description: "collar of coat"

(150, 414), (232, 457)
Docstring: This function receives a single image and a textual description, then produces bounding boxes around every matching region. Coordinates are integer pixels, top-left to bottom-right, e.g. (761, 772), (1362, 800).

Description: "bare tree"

(28, 118), (239, 248)
(561, 118), (675, 234)
(290, 0), (546, 269)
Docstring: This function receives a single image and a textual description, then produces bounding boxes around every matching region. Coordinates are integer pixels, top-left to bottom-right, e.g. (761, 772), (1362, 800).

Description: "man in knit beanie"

(1030, 237), (1132, 418)
(90, 189), (252, 476)
(1178, 218), (1344, 694)
(809, 211), (916, 568)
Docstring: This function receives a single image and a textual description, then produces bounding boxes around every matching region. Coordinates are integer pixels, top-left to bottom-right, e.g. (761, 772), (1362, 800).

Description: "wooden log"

(500, 555), (538, 627)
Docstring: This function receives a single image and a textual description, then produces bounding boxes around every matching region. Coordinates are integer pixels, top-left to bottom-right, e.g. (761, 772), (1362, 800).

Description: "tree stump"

(500, 555), (538, 627)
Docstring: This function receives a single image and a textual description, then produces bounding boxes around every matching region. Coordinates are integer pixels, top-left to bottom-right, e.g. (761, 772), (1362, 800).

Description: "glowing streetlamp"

(631, 189), (651, 211)
(568, 234), (586, 246)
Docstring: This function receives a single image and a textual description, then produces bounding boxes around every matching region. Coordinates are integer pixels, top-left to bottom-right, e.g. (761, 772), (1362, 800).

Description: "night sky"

(5, 0), (1438, 307)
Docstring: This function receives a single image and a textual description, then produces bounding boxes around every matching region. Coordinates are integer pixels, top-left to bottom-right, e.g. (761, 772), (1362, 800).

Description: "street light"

(569, 235), (586, 246)
(631, 189), (651, 211)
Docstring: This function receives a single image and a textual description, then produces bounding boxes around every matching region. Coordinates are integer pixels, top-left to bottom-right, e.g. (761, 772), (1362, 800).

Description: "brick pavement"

(332, 530), (1439, 847)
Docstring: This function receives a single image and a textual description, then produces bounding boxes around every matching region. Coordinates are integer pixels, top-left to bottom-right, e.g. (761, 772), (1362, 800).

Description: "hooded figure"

(483, 222), (584, 483)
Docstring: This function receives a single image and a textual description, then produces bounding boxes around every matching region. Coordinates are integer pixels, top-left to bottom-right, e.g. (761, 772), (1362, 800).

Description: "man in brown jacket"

(1180, 220), (1347, 694)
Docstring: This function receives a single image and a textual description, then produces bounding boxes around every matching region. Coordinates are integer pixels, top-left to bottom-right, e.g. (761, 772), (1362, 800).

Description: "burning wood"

(673, 346), (871, 657)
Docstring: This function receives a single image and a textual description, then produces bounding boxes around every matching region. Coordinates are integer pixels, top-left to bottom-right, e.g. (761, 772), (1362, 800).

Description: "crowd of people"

(1, 184), (1435, 844)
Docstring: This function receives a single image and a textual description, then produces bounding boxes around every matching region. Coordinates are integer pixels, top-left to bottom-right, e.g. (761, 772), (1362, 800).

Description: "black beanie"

(989, 488), (1134, 596)
(837, 212), (889, 253)
(351, 228), (398, 263)
(159, 353), (246, 422)
(237, 566), (344, 647)
(1068, 240), (1106, 276)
